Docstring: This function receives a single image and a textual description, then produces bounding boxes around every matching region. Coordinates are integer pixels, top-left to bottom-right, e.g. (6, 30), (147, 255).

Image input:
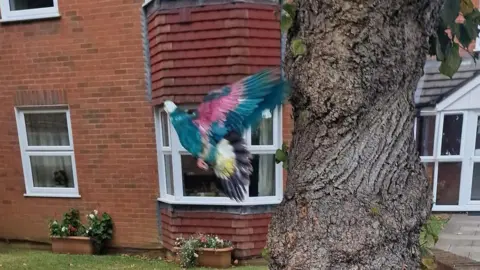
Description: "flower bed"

(175, 234), (234, 268)
(49, 208), (113, 255)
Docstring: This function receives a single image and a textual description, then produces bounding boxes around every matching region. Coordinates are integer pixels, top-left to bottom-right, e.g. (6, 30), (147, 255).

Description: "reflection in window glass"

(9, 0), (54, 11)
(182, 155), (225, 197)
(164, 155), (174, 195)
(160, 111), (170, 147)
(416, 116), (436, 156)
(24, 113), (70, 146)
(249, 154), (275, 197)
(441, 114), (463, 156)
(252, 117), (273, 145)
(436, 162), (461, 205)
(30, 156), (74, 188)
(423, 162), (434, 186)
(471, 163), (480, 200)
(475, 116), (480, 156)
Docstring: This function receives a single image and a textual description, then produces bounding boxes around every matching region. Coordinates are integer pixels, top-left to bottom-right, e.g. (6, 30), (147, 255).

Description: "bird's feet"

(197, 159), (209, 170)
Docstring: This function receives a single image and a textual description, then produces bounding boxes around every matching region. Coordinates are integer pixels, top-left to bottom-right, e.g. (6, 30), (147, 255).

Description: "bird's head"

(163, 100), (202, 155)
(163, 100), (197, 128)
(164, 100), (178, 114)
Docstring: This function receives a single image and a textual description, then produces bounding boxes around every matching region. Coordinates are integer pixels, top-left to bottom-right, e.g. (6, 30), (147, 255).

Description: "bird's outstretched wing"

(193, 68), (286, 139)
(191, 69), (288, 201)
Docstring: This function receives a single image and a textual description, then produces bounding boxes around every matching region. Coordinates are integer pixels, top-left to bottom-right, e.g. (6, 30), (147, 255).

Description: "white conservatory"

(415, 59), (480, 212)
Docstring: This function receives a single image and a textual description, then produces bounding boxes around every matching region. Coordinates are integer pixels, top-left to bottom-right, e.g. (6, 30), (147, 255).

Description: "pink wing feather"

(193, 82), (244, 135)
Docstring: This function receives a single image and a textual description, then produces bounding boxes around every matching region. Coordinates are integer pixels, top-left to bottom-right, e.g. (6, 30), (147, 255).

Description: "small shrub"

(49, 208), (85, 237)
(85, 210), (114, 254)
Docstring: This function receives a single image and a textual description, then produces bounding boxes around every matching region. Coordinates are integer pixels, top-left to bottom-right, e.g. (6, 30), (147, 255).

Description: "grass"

(0, 248), (267, 270)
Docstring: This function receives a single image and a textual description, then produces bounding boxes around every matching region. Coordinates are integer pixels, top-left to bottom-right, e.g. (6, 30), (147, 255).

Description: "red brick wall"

(0, 0), (160, 248)
(147, 3), (281, 105)
(160, 207), (271, 258)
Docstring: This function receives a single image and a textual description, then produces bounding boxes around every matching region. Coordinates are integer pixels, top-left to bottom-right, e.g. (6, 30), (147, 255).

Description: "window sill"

(0, 13), (61, 23)
(24, 193), (81, 198)
(158, 197), (282, 206)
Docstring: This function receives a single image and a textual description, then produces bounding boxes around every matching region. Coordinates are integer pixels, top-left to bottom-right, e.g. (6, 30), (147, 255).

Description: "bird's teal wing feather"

(193, 69), (290, 141)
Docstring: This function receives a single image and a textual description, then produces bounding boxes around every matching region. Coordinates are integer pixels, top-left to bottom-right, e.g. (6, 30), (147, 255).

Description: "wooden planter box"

(51, 236), (94, 255)
(196, 247), (233, 268)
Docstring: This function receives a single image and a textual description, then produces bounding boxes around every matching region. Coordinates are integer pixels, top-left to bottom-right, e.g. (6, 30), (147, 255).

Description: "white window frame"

(417, 110), (474, 211)
(15, 107), (80, 198)
(0, 0), (60, 23)
(155, 106), (284, 206)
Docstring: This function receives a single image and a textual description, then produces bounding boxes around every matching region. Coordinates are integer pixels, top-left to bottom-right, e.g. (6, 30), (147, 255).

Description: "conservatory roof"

(415, 58), (480, 108)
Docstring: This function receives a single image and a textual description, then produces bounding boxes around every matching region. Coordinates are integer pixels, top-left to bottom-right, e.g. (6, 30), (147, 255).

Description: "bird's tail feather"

(213, 132), (252, 202)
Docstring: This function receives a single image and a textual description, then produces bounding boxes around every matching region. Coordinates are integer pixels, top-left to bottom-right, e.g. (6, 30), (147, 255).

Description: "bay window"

(155, 106), (283, 205)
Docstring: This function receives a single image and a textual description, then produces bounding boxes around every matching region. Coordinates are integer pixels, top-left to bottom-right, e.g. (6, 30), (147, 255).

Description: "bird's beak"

(164, 100), (177, 114)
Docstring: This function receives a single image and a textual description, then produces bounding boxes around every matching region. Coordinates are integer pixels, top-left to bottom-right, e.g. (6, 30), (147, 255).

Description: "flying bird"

(163, 69), (289, 202)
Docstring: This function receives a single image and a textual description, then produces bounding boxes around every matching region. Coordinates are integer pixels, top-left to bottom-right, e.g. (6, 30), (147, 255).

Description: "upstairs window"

(0, 0), (60, 22)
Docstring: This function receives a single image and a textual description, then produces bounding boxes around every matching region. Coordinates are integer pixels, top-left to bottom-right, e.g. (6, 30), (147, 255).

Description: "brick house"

(0, 0), (291, 258)
(2, 0), (477, 260)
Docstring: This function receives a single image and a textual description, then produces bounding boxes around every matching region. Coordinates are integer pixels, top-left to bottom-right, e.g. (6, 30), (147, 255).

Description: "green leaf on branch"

(461, 0), (475, 15)
(281, 14), (293, 32)
(275, 149), (287, 163)
(433, 21), (450, 61)
(282, 3), (296, 18)
(459, 13), (479, 48)
(280, 3), (296, 33)
(291, 38), (306, 56)
(275, 143), (289, 170)
(439, 43), (462, 78)
(441, 0), (460, 26)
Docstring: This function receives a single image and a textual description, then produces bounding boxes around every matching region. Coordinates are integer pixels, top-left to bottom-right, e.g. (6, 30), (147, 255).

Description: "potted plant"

(49, 208), (113, 255)
(84, 209), (114, 254)
(176, 234), (234, 268)
(49, 208), (93, 255)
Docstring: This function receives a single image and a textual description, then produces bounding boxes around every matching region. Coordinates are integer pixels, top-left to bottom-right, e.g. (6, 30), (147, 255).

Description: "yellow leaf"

(461, 0), (474, 15)
(421, 257), (436, 270)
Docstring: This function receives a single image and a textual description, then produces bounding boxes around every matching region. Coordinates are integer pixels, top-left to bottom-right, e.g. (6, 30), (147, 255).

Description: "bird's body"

(164, 69), (289, 201)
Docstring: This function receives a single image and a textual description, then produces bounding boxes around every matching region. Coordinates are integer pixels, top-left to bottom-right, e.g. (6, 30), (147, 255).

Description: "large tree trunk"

(268, 0), (444, 269)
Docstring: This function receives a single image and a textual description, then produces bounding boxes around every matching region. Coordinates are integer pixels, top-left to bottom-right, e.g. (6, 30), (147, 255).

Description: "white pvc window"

(155, 106), (283, 205)
(15, 108), (79, 197)
(416, 110), (469, 210)
(0, 0), (60, 22)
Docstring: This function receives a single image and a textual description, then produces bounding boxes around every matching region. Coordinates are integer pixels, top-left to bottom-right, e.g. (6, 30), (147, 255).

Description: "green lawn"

(0, 249), (267, 270)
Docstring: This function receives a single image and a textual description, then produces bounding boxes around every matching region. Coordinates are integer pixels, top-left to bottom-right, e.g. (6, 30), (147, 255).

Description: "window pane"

(475, 116), (480, 156)
(24, 113), (70, 146)
(30, 156), (74, 188)
(440, 114), (463, 156)
(160, 111), (169, 147)
(10, 0), (54, 11)
(436, 162), (461, 205)
(181, 155), (225, 197)
(249, 154), (275, 197)
(164, 155), (174, 195)
(252, 117), (273, 145)
(471, 163), (480, 200)
(416, 116), (435, 156)
(423, 162), (434, 186)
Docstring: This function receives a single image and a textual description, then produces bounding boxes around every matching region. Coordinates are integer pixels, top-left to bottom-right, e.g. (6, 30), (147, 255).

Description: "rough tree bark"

(268, 0), (444, 269)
